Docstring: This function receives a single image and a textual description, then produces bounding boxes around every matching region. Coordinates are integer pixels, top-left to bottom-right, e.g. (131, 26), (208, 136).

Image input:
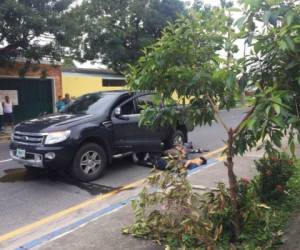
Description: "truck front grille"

(13, 131), (45, 146)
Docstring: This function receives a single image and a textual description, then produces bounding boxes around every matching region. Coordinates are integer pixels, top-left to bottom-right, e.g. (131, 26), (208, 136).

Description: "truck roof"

(94, 90), (151, 97)
(83, 90), (130, 98)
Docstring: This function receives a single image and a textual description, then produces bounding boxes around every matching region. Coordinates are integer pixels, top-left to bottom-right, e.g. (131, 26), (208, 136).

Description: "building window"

(102, 79), (127, 87)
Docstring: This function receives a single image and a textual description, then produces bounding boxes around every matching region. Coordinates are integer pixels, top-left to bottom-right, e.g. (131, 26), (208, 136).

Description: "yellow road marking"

(203, 146), (226, 158)
(217, 155), (226, 161)
(0, 146), (226, 243)
(0, 178), (145, 243)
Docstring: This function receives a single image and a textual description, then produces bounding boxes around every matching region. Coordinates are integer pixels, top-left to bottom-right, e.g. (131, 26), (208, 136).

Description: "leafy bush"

(122, 157), (216, 249)
(255, 152), (295, 201)
(123, 157), (272, 249)
(201, 178), (273, 247)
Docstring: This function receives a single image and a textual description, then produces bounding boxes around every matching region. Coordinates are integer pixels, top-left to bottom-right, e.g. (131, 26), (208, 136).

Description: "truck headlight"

(44, 130), (71, 145)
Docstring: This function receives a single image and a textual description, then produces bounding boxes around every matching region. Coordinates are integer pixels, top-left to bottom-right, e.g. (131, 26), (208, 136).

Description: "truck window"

(63, 93), (115, 115)
(111, 94), (132, 111)
(136, 94), (155, 113)
(121, 100), (135, 115)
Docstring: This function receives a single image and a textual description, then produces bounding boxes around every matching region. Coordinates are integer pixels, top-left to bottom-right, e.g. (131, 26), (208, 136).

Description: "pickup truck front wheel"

(71, 143), (107, 182)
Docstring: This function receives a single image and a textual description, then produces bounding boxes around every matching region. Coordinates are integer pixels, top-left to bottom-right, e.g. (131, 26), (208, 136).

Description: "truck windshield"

(62, 93), (114, 115)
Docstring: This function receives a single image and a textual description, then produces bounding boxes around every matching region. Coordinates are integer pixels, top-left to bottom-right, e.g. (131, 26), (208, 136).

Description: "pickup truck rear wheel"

(71, 143), (107, 182)
(164, 130), (186, 149)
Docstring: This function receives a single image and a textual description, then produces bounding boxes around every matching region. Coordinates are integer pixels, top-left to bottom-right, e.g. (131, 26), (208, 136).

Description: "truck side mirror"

(114, 107), (122, 117)
(114, 106), (129, 120)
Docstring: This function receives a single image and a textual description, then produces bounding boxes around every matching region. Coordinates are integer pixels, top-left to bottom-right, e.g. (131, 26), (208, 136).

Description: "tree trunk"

(240, 92), (245, 106)
(226, 128), (240, 240)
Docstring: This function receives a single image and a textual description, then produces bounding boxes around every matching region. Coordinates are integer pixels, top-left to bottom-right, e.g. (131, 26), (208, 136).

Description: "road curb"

(0, 135), (10, 144)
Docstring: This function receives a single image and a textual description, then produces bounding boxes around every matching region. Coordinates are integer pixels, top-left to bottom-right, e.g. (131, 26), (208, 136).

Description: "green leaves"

(263, 10), (272, 25)
(286, 11), (295, 26)
(125, 2), (300, 248)
(284, 36), (296, 52)
(128, 0), (300, 162)
(226, 71), (236, 90)
(255, 152), (296, 201)
(241, 0), (263, 10)
(123, 157), (216, 248)
(235, 16), (247, 29)
(128, 8), (241, 130)
(71, 0), (186, 73)
(237, 0), (300, 156)
(0, 0), (75, 66)
(238, 73), (248, 92)
(273, 104), (281, 115)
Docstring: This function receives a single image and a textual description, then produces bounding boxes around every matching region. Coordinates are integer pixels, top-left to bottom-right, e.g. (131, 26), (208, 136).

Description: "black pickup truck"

(9, 91), (191, 181)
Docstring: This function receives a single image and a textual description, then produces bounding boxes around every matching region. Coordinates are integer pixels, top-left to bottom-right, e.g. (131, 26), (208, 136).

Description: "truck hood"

(15, 113), (96, 132)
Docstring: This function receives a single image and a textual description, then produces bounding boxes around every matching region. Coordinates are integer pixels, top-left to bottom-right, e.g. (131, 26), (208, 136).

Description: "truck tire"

(164, 130), (186, 149)
(71, 143), (107, 182)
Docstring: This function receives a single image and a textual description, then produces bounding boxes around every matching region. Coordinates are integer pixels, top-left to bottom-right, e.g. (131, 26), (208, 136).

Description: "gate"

(0, 78), (54, 123)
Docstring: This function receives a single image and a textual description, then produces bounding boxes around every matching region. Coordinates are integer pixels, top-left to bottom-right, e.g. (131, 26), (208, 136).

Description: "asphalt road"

(0, 108), (247, 236)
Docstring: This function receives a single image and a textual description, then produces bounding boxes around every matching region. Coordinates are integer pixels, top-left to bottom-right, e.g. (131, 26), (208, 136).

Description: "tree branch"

(0, 32), (6, 43)
(232, 105), (256, 137)
(206, 94), (229, 132)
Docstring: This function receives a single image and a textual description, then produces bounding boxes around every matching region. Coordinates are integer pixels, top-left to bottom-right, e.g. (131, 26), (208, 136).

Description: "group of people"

(0, 96), (14, 132)
(55, 93), (72, 112)
(0, 93), (73, 132)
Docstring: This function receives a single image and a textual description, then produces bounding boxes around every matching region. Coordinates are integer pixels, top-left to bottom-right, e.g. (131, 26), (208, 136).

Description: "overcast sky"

(191, 0), (239, 7)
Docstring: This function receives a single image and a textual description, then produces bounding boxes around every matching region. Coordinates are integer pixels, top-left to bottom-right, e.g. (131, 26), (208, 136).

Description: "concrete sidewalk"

(0, 128), (12, 143)
(31, 152), (260, 250)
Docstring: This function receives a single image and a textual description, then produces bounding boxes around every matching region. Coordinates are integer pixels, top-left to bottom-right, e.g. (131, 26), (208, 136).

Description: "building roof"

(62, 66), (125, 80)
(62, 67), (121, 76)
(15, 57), (62, 65)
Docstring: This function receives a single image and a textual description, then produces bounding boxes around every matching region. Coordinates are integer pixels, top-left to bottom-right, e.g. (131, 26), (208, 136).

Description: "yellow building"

(62, 68), (127, 97)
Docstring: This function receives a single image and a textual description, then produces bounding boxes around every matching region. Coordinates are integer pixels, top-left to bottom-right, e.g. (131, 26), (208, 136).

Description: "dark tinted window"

(103, 79), (127, 87)
(63, 93), (115, 115)
(121, 100), (135, 115)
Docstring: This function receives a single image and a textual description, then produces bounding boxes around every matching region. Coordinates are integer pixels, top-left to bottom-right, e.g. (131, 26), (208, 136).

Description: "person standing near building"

(56, 95), (65, 112)
(63, 93), (71, 105)
(3, 96), (14, 130)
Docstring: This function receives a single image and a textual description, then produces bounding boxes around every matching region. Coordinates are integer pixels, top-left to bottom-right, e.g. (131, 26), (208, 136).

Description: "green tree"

(61, 57), (76, 70)
(73, 0), (186, 73)
(0, 0), (76, 68)
(233, 0), (300, 156)
(128, 7), (246, 238)
(127, 0), (300, 241)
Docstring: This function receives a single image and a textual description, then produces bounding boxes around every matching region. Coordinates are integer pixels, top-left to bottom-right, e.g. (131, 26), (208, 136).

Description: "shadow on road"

(0, 158), (137, 195)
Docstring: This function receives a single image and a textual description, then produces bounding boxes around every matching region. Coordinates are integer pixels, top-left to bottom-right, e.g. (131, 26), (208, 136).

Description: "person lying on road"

(133, 142), (208, 170)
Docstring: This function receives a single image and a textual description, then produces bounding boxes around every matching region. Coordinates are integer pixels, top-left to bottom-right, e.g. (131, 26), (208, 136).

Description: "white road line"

(0, 159), (12, 163)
